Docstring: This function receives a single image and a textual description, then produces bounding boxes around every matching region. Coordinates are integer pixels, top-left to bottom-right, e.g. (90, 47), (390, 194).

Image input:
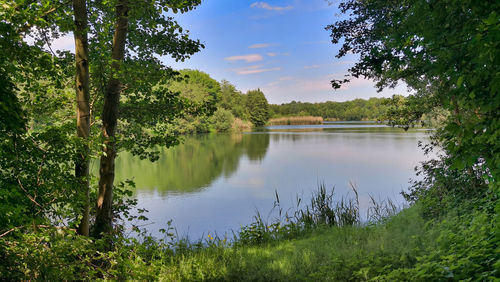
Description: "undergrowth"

(1, 180), (497, 281)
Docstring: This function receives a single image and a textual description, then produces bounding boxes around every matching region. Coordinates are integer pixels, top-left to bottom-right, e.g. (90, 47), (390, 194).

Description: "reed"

(231, 117), (253, 131)
(267, 116), (323, 125)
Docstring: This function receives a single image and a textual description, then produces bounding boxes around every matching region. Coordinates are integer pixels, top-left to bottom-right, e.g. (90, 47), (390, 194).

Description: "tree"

(166, 69), (219, 113)
(246, 89), (270, 127)
(220, 79), (247, 119)
(73, 0), (91, 236)
(87, 1), (204, 236)
(0, 0), (205, 238)
(0, 3), (80, 234)
(327, 0), (500, 192)
(209, 108), (234, 132)
(164, 69), (219, 133)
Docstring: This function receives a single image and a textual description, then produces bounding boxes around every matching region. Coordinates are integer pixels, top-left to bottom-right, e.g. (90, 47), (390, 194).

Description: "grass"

(231, 117), (253, 131)
(3, 185), (496, 281)
(148, 206), (428, 281)
(132, 185), (427, 280)
(268, 116), (324, 125)
(134, 185), (497, 281)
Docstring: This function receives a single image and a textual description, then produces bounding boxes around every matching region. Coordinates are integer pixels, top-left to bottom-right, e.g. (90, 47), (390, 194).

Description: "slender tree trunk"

(73, 0), (90, 236)
(93, 0), (129, 237)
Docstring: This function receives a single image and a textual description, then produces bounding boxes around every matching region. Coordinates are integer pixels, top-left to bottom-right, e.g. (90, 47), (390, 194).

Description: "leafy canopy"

(327, 0), (500, 185)
(246, 89), (270, 127)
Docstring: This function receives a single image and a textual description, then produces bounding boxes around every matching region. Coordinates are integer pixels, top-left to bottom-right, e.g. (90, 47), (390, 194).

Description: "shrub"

(209, 108), (234, 132)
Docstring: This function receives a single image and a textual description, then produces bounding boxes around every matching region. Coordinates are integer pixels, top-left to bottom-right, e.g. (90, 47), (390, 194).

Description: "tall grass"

(231, 117), (253, 131)
(152, 202), (430, 281)
(6, 183), (495, 281)
(236, 183), (399, 245)
(267, 116), (323, 125)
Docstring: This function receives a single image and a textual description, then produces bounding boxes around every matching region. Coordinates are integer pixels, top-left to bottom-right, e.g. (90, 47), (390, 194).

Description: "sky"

(52, 0), (408, 104)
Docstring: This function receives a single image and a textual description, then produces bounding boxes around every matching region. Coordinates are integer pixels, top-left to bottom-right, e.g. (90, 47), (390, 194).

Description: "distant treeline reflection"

(113, 133), (270, 194)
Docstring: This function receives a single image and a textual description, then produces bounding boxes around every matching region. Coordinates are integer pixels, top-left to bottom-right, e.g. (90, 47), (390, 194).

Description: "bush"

(209, 108), (234, 132)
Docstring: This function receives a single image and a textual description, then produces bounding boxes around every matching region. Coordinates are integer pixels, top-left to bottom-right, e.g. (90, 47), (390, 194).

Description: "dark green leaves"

(246, 89), (270, 127)
(328, 0), (500, 187)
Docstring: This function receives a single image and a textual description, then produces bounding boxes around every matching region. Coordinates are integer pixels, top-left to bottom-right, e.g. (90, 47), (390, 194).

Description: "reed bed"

(231, 117), (253, 131)
(267, 116), (324, 125)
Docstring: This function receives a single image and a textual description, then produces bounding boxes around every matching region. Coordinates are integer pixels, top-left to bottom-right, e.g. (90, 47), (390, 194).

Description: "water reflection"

(115, 124), (430, 239)
(114, 133), (270, 194)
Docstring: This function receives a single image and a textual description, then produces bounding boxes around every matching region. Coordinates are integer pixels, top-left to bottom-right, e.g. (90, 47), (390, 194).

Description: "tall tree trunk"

(93, 0), (129, 237)
(73, 0), (90, 236)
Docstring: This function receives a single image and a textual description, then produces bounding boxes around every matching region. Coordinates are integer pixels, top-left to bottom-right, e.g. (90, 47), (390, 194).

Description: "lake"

(113, 122), (431, 239)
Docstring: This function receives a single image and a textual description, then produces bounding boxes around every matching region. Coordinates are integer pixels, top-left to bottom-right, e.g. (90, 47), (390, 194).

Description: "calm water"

(114, 122), (431, 239)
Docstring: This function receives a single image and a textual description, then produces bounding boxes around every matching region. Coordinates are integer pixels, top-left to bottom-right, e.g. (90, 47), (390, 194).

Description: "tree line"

(269, 97), (390, 121)
(164, 69), (271, 133)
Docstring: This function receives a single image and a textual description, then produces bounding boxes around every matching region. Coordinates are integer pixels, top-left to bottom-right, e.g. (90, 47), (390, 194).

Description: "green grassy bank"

(2, 187), (496, 281)
(134, 203), (496, 281)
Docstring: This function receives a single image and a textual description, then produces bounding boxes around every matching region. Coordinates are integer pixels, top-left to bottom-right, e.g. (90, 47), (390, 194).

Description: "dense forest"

(269, 98), (389, 121)
(165, 69), (271, 133)
(0, 0), (498, 280)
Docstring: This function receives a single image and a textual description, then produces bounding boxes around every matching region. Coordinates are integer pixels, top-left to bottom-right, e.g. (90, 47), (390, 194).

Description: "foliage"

(1, 0), (497, 279)
(327, 0), (500, 192)
(329, 4), (500, 272)
(209, 108), (234, 132)
(246, 89), (270, 127)
(163, 69), (219, 134)
(167, 69), (220, 108)
(270, 97), (390, 121)
(85, 2), (206, 161)
(0, 0), (207, 238)
(1, 174), (497, 281)
(404, 153), (491, 219)
(166, 71), (261, 133)
(0, 69), (24, 135)
(0, 123), (79, 232)
(381, 94), (450, 129)
(0, 19), (79, 234)
(219, 79), (248, 120)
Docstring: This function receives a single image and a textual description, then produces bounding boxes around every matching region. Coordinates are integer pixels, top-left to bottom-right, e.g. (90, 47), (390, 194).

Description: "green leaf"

(456, 76), (464, 88)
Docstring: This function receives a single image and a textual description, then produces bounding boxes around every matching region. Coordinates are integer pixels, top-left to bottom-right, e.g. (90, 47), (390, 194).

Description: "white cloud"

(232, 65), (281, 75)
(263, 74), (335, 95)
(224, 54), (263, 63)
(250, 2), (293, 11)
(267, 52), (289, 57)
(265, 76), (294, 87)
(304, 64), (321, 69)
(248, 43), (277, 49)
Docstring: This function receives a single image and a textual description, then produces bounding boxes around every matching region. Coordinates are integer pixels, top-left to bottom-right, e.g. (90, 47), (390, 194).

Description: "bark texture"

(73, 0), (91, 236)
(93, 0), (129, 237)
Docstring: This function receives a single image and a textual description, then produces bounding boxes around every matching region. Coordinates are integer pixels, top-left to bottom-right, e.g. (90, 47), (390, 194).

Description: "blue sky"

(161, 0), (408, 104)
(51, 0), (407, 104)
